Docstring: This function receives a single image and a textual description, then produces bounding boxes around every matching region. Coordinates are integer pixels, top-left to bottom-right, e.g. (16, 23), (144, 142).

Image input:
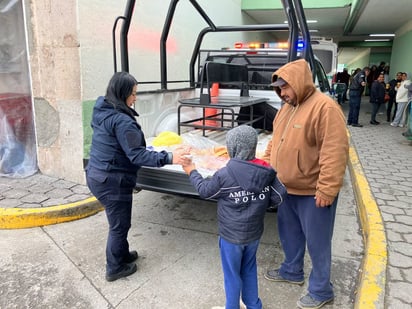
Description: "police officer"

(347, 67), (370, 127)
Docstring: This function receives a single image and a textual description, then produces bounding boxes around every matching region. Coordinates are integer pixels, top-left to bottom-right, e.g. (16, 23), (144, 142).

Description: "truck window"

(313, 50), (334, 76)
(314, 60), (331, 93)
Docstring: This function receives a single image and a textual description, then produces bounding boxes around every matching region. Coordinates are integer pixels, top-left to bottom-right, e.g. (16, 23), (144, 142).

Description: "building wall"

(390, 20), (412, 78)
(27, 0), (84, 183)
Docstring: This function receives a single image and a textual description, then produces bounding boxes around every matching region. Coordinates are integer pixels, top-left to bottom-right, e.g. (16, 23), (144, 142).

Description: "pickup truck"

(112, 0), (332, 198)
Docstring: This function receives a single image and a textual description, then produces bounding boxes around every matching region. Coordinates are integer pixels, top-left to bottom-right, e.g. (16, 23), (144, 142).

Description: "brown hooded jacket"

(262, 59), (349, 201)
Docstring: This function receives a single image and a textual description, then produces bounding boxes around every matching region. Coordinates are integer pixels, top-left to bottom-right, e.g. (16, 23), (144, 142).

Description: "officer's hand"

(172, 146), (191, 165)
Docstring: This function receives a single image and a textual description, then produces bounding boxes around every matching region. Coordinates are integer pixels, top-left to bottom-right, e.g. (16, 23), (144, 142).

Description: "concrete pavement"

(0, 171), (362, 309)
(0, 174), (101, 229)
(1, 97), (411, 308)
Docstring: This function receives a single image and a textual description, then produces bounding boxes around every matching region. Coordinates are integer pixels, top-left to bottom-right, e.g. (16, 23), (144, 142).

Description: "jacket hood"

(272, 59), (316, 104)
(93, 96), (138, 125)
(226, 125), (257, 161)
(226, 158), (275, 193)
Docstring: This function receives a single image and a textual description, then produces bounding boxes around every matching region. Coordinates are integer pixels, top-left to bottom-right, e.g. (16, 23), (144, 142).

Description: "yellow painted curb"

(0, 197), (104, 229)
(348, 139), (387, 309)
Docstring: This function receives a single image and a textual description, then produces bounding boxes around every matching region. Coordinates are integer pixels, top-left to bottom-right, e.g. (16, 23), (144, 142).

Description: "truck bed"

(136, 129), (272, 199)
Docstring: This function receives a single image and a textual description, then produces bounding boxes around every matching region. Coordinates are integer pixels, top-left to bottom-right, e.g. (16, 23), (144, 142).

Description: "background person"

(391, 72), (410, 128)
(347, 66), (370, 127)
(369, 73), (386, 125)
(262, 59), (349, 309)
(336, 68), (350, 103)
(386, 72), (402, 122)
(85, 72), (189, 282)
(181, 125), (287, 309)
(402, 81), (412, 139)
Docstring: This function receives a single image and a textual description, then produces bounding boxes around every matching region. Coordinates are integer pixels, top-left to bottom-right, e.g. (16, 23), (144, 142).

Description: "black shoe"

(370, 120), (379, 125)
(106, 263), (137, 282)
(124, 250), (138, 263)
(347, 122), (352, 126)
(352, 123), (363, 127)
(264, 269), (304, 285)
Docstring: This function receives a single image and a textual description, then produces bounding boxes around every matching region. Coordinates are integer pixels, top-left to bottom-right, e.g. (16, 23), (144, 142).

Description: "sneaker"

(297, 294), (333, 309)
(106, 263), (137, 282)
(124, 250), (138, 263)
(351, 123), (363, 127)
(399, 124), (404, 128)
(264, 269), (304, 285)
(390, 123), (397, 127)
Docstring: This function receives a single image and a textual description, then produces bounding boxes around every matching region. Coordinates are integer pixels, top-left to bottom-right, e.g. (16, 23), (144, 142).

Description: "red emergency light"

(234, 42), (243, 49)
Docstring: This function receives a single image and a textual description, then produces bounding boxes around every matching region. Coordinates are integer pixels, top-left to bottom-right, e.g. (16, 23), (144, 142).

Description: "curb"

(0, 197), (103, 229)
(348, 138), (387, 309)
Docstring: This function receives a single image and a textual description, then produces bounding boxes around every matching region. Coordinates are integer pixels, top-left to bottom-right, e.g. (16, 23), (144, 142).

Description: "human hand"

(172, 146), (192, 165)
(315, 192), (333, 208)
(181, 155), (196, 175)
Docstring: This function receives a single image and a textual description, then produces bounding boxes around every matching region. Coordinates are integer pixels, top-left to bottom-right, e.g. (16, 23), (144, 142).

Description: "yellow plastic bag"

(151, 131), (183, 146)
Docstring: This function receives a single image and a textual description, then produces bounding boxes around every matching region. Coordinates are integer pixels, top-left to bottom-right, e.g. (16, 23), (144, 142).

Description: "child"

(181, 125), (286, 309)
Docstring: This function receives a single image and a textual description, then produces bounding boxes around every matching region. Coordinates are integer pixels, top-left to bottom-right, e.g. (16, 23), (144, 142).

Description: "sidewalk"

(0, 174), (102, 229)
(343, 98), (412, 309)
(1, 97), (411, 308)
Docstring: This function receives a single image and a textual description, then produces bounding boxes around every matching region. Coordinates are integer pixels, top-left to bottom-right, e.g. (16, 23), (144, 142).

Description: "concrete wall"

(27, 0), (84, 183)
(390, 20), (412, 79)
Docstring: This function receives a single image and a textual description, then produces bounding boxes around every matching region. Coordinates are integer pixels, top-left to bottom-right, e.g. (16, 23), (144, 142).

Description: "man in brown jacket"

(262, 59), (349, 309)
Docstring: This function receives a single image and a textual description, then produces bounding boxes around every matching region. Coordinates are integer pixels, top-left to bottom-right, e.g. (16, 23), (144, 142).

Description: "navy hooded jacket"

(87, 96), (171, 175)
(188, 158), (286, 244)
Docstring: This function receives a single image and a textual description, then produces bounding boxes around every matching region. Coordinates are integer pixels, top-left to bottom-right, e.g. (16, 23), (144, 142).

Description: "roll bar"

(113, 0), (316, 88)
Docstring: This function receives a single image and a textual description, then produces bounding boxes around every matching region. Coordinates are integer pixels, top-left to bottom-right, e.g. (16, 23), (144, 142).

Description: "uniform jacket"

(87, 96), (171, 175)
(188, 158), (286, 244)
(262, 59), (349, 201)
(350, 70), (367, 92)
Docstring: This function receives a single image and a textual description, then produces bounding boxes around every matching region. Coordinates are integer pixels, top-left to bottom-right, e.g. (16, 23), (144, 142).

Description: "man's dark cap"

(270, 77), (287, 87)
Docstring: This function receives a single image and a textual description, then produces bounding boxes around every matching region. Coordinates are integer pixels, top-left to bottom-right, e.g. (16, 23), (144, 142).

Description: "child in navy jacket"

(181, 125), (286, 309)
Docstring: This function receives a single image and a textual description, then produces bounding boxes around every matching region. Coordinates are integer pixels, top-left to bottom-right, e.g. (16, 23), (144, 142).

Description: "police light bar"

(234, 40), (305, 51)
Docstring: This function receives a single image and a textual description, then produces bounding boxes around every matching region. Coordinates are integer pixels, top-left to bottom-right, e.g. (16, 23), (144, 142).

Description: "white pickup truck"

(112, 0), (332, 198)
